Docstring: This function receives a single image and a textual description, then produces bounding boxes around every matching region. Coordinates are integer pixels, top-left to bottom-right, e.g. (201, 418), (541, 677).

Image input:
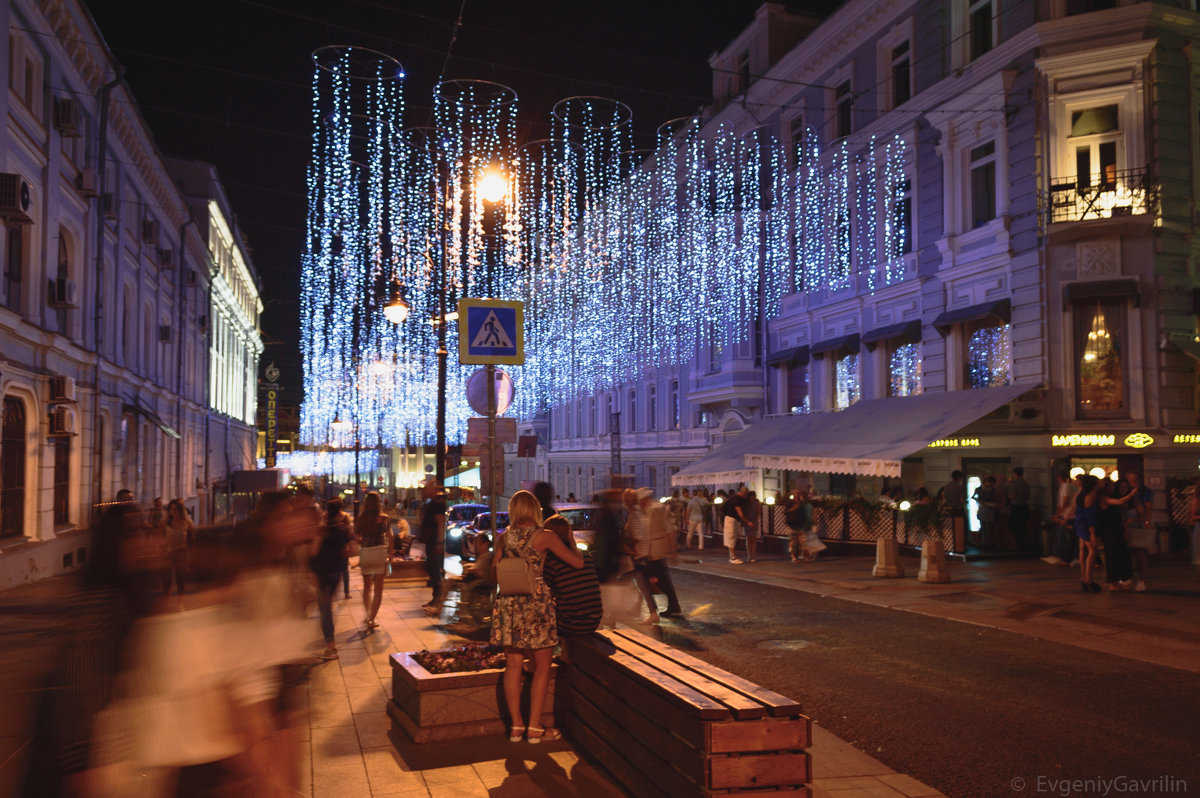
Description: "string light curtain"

(299, 45), (915, 448)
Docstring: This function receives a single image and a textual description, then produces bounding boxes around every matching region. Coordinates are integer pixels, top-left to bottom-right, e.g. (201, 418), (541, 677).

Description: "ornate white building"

(542, 0), (1200, 548)
(0, 0), (262, 587)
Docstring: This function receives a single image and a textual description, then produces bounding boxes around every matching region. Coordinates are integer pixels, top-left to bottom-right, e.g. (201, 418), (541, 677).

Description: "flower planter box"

(387, 650), (558, 743)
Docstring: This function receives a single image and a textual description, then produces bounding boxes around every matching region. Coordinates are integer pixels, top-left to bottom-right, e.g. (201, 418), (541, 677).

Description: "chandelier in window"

(1082, 302), (1112, 363)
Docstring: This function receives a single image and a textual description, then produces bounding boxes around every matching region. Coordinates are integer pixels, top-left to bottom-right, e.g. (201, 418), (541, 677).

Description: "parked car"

(445, 503), (488, 555)
(462, 510), (509, 560)
(554, 503), (598, 549)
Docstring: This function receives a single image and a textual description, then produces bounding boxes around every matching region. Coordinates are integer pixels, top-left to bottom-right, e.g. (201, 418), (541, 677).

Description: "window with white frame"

(969, 0), (996, 62)
(8, 31), (44, 119)
(835, 80), (853, 139)
(888, 342), (923, 396)
(648, 385), (657, 431)
(628, 389), (637, 433)
(789, 113), (807, 168)
(965, 321), (1010, 388)
(969, 141), (997, 229)
(835, 353), (860, 409)
(670, 380), (679, 429)
(891, 41), (912, 108)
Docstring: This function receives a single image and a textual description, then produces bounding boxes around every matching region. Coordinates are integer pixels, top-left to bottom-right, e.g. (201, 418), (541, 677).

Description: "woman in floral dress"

(491, 490), (584, 743)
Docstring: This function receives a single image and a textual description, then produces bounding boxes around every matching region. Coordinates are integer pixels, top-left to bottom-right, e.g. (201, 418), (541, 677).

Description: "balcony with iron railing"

(1047, 166), (1156, 225)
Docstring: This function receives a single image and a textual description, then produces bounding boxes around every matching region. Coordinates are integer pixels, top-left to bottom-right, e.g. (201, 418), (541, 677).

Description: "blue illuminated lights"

(299, 47), (915, 448)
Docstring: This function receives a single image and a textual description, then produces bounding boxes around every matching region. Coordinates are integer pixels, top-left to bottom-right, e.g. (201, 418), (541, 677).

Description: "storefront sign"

(928, 438), (981, 448)
(1173, 433), (1200, 444)
(263, 362), (280, 469)
(1123, 432), (1154, 449)
(1051, 434), (1115, 447)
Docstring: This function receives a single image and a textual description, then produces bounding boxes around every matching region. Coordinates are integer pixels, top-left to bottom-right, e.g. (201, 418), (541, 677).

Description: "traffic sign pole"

(486, 363), (498, 545)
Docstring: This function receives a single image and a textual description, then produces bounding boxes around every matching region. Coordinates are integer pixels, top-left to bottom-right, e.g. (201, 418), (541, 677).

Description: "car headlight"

(449, 528), (462, 539)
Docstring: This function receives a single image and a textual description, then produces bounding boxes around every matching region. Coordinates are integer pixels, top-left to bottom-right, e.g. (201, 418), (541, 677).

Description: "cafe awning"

(670, 417), (798, 487)
(742, 382), (1040, 477)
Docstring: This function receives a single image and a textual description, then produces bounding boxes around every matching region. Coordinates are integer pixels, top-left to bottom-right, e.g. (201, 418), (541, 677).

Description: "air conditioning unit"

(49, 375), (76, 402)
(48, 406), (77, 436)
(49, 277), (78, 309)
(76, 166), (98, 197)
(0, 173), (34, 224)
(158, 324), (173, 342)
(142, 219), (159, 244)
(101, 193), (119, 219)
(54, 98), (82, 137)
(157, 248), (174, 268)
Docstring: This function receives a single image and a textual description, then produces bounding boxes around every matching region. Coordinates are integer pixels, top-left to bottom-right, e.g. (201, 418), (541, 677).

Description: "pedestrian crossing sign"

(457, 298), (524, 365)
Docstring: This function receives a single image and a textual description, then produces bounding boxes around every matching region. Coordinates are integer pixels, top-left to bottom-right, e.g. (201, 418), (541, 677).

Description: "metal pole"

(486, 363), (498, 535)
(435, 161), (449, 490)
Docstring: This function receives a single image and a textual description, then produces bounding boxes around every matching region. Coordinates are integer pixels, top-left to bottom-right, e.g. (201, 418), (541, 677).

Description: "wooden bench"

(565, 628), (811, 797)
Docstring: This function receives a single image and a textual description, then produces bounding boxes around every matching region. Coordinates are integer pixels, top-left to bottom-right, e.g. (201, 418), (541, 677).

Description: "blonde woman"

(491, 490), (583, 743)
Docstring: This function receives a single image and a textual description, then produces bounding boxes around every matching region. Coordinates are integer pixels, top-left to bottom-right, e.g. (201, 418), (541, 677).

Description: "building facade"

(542, 0), (1200, 544)
(0, 0), (262, 587)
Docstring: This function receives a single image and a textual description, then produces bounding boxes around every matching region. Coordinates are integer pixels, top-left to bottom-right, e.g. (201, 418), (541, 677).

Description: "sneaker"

(729, 557), (744, 564)
(1135, 581), (1147, 592)
(319, 647), (338, 661)
(1040, 556), (1064, 566)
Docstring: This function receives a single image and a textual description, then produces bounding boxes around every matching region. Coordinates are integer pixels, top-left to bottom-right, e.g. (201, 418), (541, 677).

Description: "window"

(575, 400), (582, 437)
(891, 41), (911, 107)
(53, 436), (69, 526)
(969, 141), (997, 229)
(54, 232), (69, 331)
(965, 322), (1010, 388)
(888, 343), (923, 397)
(835, 354), (860, 409)
(629, 390), (637, 433)
(1074, 299), (1125, 417)
(709, 325), (724, 372)
(670, 380), (680, 429)
(891, 177), (912, 257)
(2, 397), (26, 539)
(589, 397), (596, 435)
(789, 114), (806, 168)
(787, 364), (810, 413)
(736, 49), (750, 94)
(1070, 105), (1119, 189)
(648, 385), (657, 431)
(8, 33), (44, 118)
(4, 225), (23, 312)
(835, 81), (853, 139)
(969, 0), (995, 61)
(606, 393), (614, 434)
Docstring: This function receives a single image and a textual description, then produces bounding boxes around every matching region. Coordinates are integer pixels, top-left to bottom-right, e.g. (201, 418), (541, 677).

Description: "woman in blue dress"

(491, 490), (583, 743)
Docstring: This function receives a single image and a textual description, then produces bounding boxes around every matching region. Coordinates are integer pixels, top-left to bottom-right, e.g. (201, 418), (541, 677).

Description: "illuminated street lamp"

(383, 283), (410, 324)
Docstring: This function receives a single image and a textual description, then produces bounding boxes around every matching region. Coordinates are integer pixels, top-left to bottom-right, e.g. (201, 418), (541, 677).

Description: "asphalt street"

(638, 569), (1200, 798)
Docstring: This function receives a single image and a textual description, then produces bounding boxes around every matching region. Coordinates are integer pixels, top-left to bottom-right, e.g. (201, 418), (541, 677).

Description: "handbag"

(496, 536), (536, 595)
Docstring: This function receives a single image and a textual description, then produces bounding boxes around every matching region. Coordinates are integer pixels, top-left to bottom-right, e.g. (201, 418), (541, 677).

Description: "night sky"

(81, 0), (822, 401)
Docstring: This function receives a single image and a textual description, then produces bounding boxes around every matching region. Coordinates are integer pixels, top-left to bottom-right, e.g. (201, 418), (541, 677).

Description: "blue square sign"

(457, 299), (524, 365)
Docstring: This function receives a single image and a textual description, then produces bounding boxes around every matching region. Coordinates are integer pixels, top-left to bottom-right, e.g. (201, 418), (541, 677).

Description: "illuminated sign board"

(1124, 433), (1154, 449)
(1173, 433), (1200, 444)
(928, 438), (981, 448)
(1051, 434), (1115, 447)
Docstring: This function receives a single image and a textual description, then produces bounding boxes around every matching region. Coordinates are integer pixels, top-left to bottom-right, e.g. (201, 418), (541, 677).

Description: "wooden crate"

(565, 628), (811, 796)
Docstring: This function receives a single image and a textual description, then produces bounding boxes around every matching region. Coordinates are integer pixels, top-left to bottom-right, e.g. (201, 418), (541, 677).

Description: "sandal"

(508, 725), (526, 743)
(526, 725), (545, 744)
(540, 727), (562, 742)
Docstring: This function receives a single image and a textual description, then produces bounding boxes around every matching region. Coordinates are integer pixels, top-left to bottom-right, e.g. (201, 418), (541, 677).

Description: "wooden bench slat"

(571, 634), (732, 720)
(568, 665), (705, 779)
(707, 717), (811, 754)
(709, 751), (811, 791)
(565, 705), (673, 798)
(568, 686), (704, 796)
(600, 631), (769, 720)
(612, 627), (804, 716)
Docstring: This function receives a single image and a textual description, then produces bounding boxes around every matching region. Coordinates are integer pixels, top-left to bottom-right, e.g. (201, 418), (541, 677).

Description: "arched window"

(2, 397), (27, 539)
(55, 231), (70, 332)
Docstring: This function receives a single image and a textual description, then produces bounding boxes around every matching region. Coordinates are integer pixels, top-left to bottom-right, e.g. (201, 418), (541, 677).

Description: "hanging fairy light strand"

(300, 44), (914, 448)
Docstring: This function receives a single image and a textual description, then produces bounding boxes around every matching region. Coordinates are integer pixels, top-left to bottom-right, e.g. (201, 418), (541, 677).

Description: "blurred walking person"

(313, 499), (352, 660)
(643, 490), (683, 618)
(161, 498), (193, 595)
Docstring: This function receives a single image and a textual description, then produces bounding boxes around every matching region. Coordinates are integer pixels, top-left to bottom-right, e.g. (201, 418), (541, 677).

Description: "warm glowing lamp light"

(383, 296), (410, 324)
(331, 415), (351, 432)
(477, 168), (506, 202)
